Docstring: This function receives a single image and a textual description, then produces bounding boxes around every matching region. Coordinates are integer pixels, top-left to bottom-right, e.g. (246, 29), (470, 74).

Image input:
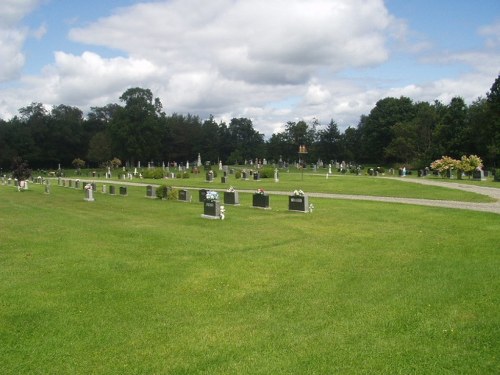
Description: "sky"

(1, 0), (499, 137)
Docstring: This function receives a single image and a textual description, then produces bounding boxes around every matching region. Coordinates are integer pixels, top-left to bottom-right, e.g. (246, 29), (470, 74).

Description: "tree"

(108, 88), (164, 163)
(266, 132), (289, 163)
(45, 104), (85, 167)
(433, 97), (468, 159)
(485, 74), (500, 166)
(164, 113), (202, 162)
(198, 116), (221, 162)
(72, 158), (86, 169)
(317, 119), (342, 162)
(359, 96), (415, 163)
(227, 118), (264, 162)
(11, 156), (32, 180)
(87, 132), (113, 165)
(384, 102), (438, 166)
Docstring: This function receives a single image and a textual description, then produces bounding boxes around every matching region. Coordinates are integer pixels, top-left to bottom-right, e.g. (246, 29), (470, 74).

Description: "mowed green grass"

(92, 169), (495, 202)
(1, 183), (499, 374)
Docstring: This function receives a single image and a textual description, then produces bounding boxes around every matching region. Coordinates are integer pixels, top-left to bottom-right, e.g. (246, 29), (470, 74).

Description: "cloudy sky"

(1, 0), (499, 136)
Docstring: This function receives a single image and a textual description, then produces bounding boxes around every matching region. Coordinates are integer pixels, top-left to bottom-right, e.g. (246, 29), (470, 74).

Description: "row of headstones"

(206, 170), (265, 183)
(146, 187), (310, 217)
(2, 177), (29, 189)
(1, 176), (54, 193)
(439, 168), (487, 180)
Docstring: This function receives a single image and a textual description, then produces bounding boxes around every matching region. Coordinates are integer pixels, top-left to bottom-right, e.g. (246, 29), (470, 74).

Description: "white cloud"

(1, 0), (499, 138)
(63, 0), (397, 132)
(0, 0), (42, 82)
(479, 20), (500, 48)
(24, 51), (162, 107)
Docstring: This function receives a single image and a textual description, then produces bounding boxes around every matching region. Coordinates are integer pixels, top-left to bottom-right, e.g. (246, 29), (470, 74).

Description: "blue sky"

(2, 0), (499, 136)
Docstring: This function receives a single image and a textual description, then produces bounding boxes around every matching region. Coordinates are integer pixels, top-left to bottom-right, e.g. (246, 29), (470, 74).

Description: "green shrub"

(259, 167), (275, 178)
(156, 185), (170, 199)
(143, 168), (165, 179)
(168, 188), (179, 199)
(494, 169), (500, 182)
(156, 185), (179, 199)
(235, 170), (241, 179)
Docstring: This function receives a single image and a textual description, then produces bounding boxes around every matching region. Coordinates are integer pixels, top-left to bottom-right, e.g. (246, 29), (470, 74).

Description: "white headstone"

(84, 185), (95, 201)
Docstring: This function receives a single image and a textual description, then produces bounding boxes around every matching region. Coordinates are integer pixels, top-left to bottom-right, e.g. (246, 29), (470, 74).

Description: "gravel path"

(63, 177), (500, 214)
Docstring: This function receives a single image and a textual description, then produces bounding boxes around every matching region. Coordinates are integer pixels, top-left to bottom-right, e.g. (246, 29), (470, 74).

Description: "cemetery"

(0, 165), (499, 374)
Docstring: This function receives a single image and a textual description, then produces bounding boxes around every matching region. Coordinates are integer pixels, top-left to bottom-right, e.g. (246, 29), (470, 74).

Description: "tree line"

(1, 75), (498, 171)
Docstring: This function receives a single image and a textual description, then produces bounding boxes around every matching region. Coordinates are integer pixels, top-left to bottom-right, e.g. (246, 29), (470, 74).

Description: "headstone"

(146, 185), (157, 198)
(221, 176), (228, 183)
(199, 189), (208, 202)
(119, 186), (128, 196)
(288, 194), (309, 213)
(109, 185), (116, 195)
(84, 185), (95, 202)
(473, 168), (485, 181)
(178, 189), (191, 202)
(102, 185), (106, 193)
(224, 191), (239, 205)
(206, 171), (214, 182)
(253, 172), (260, 181)
(44, 184), (50, 194)
(202, 200), (221, 219)
(274, 168), (279, 182)
(68, 179), (73, 188)
(252, 193), (270, 209)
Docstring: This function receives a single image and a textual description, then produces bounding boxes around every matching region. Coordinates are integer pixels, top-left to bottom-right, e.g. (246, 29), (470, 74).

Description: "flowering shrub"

(431, 155), (483, 178)
(430, 156), (459, 177)
(205, 190), (219, 201)
(459, 155), (483, 177)
(227, 186), (235, 192)
(292, 189), (305, 196)
(255, 188), (265, 195)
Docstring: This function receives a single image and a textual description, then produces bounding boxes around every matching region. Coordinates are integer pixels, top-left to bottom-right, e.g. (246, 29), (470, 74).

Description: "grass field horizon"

(1, 179), (498, 374)
(50, 167), (497, 203)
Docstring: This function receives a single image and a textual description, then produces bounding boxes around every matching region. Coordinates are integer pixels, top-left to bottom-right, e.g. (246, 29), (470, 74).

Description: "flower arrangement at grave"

(288, 189), (309, 212)
(252, 188), (270, 208)
(84, 183), (92, 190)
(309, 203), (314, 213)
(202, 190), (221, 218)
(224, 186), (240, 205)
(205, 190), (219, 201)
(220, 205), (225, 220)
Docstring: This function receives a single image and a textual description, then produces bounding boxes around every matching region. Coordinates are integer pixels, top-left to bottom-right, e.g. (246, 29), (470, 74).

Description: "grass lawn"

(1, 182), (499, 374)
(67, 168), (495, 203)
